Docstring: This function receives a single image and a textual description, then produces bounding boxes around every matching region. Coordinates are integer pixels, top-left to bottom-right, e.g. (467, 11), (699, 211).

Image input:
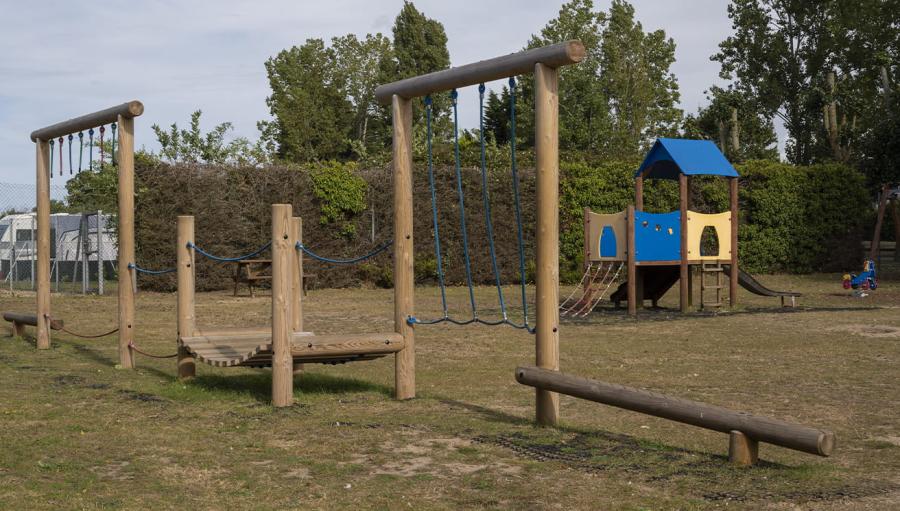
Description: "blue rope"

(478, 83), (508, 320)
(424, 96), (449, 317)
(188, 241), (271, 262)
(451, 89), (478, 317)
(128, 263), (176, 275)
(407, 315), (534, 332)
(296, 240), (392, 265)
(509, 77), (531, 330)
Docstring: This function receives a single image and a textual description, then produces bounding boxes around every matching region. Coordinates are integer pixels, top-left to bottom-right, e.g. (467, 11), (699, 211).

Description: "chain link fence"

(0, 182), (116, 294)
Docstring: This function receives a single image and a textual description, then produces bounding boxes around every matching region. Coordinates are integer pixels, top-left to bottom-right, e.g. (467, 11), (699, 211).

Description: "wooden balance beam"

(515, 366), (835, 465)
(3, 312), (64, 337)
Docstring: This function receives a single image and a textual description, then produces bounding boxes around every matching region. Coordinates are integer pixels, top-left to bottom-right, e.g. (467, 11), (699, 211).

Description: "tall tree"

(524, 0), (680, 158)
(331, 33), (393, 156)
(682, 86), (778, 162)
(483, 87), (511, 145)
(262, 39), (354, 162)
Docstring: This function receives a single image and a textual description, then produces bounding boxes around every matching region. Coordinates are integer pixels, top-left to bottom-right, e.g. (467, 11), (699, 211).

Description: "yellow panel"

(686, 211), (732, 261)
(586, 210), (627, 261)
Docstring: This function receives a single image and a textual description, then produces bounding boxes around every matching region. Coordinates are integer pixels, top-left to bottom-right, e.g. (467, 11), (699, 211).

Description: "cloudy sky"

(0, 0), (737, 186)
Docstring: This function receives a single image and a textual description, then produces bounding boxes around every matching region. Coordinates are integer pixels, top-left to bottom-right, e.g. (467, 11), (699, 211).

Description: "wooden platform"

(179, 331), (404, 367)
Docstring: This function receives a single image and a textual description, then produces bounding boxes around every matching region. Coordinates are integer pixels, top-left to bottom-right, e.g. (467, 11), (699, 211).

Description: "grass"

(1, 272), (898, 510)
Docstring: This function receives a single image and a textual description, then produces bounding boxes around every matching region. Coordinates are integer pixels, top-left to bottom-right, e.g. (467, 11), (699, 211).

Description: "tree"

(523, 0), (681, 158)
(483, 88), (511, 145)
(152, 110), (266, 165)
(331, 33), (393, 156)
(263, 39), (355, 162)
(379, 1), (452, 134)
(682, 86), (778, 162)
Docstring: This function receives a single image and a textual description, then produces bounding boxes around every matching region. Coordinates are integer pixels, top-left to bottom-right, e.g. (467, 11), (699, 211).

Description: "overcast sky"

(0, 0), (739, 186)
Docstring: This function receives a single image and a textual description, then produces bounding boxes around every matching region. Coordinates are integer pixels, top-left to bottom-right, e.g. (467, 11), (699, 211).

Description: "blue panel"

(599, 225), (617, 257)
(634, 211), (681, 262)
(635, 138), (739, 180)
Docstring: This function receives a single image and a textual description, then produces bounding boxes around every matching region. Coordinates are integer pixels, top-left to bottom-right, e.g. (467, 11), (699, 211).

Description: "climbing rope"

(129, 341), (178, 359)
(88, 128), (94, 171)
(408, 83), (533, 333)
(78, 131), (84, 172)
(99, 126), (105, 166)
(49, 139), (55, 177)
(67, 134), (73, 175)
(188, 241), (271, 262)
(111, 122), (117, 164)
(58, 137), (64, 177)
(128, 263), (176, 275)
(296, 240), (392, 265)
(508, 77), (532, 330)
(559, 261), (597, 311)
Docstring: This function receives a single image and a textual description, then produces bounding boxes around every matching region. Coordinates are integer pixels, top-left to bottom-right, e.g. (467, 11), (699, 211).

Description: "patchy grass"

(1, 273), (899, 510)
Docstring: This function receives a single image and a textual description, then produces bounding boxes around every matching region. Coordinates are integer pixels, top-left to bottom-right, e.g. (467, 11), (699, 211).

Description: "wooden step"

(701, 285), (724, 290)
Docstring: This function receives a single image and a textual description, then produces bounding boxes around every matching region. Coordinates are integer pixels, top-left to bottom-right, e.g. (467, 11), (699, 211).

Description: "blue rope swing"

(128, 263), (176, 275)
(409, 82), (533, 333)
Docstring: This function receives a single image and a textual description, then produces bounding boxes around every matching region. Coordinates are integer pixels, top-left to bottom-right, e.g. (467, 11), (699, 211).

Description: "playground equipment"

(4, 312), (64, 338)
(843, 259), (877, 295)
(176, 208), (404, 407)
(569, 138), (799, 316)
(11, 102), (143, 365)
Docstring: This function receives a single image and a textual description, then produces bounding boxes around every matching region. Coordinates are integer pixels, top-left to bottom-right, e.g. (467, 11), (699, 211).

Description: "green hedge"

(132, 158), (868, 291)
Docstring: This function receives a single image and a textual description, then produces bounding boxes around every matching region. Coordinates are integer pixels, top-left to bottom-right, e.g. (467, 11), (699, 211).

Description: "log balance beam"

(4, 312), (63, 338)
(515, 366), (835, 466)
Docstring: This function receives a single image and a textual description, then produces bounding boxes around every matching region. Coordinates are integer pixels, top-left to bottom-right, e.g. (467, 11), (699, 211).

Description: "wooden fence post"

(176, 216), (196, 379)
(271, 204), (294, 407)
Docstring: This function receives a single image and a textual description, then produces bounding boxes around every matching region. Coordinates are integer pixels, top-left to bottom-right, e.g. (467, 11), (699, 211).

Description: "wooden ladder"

(700, 262), (724, 310)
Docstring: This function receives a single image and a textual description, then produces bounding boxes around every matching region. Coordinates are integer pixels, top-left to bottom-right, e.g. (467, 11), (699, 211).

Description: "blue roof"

(635, 138), (739, 179)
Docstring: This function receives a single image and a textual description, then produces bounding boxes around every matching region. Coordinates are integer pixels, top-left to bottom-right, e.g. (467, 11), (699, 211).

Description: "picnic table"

(232, 259), (316, 297)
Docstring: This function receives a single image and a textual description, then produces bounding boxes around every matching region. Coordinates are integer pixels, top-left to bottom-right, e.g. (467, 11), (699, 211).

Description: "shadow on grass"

(189, 370), (392, 402)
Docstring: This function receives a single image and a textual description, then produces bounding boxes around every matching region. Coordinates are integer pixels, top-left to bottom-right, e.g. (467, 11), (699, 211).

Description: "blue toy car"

(843, 259), (877, 291)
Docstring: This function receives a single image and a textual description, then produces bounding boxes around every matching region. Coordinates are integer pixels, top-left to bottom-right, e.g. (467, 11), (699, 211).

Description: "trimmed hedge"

(133, 158), (867, 291)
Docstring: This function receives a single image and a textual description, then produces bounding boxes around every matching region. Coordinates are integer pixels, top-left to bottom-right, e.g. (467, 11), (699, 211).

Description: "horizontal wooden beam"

(30, 101), (144, 141)
(374, 41), (584, 104)
(515, 366), (835, 457)
(3, 311), (63, 330)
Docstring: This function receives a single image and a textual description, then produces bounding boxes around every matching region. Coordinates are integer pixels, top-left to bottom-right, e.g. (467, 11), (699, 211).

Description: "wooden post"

(534, 62), (560, 426)
(117, 115), (135, 368)
(679, 173), (689, 313)
(729, 177), (739, 306)
(729, 430), (759, 466)
(35, 140), (51, 349)
(583, 207), (591, 269)
(870, 183), (891, 260)
(626, 205), (637, 317)
(392, 94), (416, 401)
(291, 217), (304, 375)
(635, 175), (644, 211)
(176, 216), (196, 379)
(271, 204), (293, 407)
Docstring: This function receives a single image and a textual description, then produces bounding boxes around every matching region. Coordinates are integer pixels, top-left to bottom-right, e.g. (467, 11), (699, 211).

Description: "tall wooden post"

(534, 63), (560, 426)
(635, 175), (644, 211)
(176, 216), (196, 379)
(679, 173), (689, 313)
(626, 205), (636, 317)
(117, 115), (135, 368)
(35, 140), (51, 349)
(271, 204), (293, 407)
(729, 177), (739, 306)
(392, 95), (416, 400)
(291, 217), (304, 375)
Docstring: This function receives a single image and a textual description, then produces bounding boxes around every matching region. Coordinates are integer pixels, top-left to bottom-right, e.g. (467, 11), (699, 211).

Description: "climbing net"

(408, 78), (532, 333)
(559, 261), (624, 318)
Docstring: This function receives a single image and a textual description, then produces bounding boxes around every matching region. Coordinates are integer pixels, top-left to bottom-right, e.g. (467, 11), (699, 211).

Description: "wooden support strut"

(516, 366), (835, 459)
(118, 115), (136, 368)
(392, 94), (416, 400)
(534, 62), (560, 426)
(271, 204), (293, 407)
(35, 139), (51, 349)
